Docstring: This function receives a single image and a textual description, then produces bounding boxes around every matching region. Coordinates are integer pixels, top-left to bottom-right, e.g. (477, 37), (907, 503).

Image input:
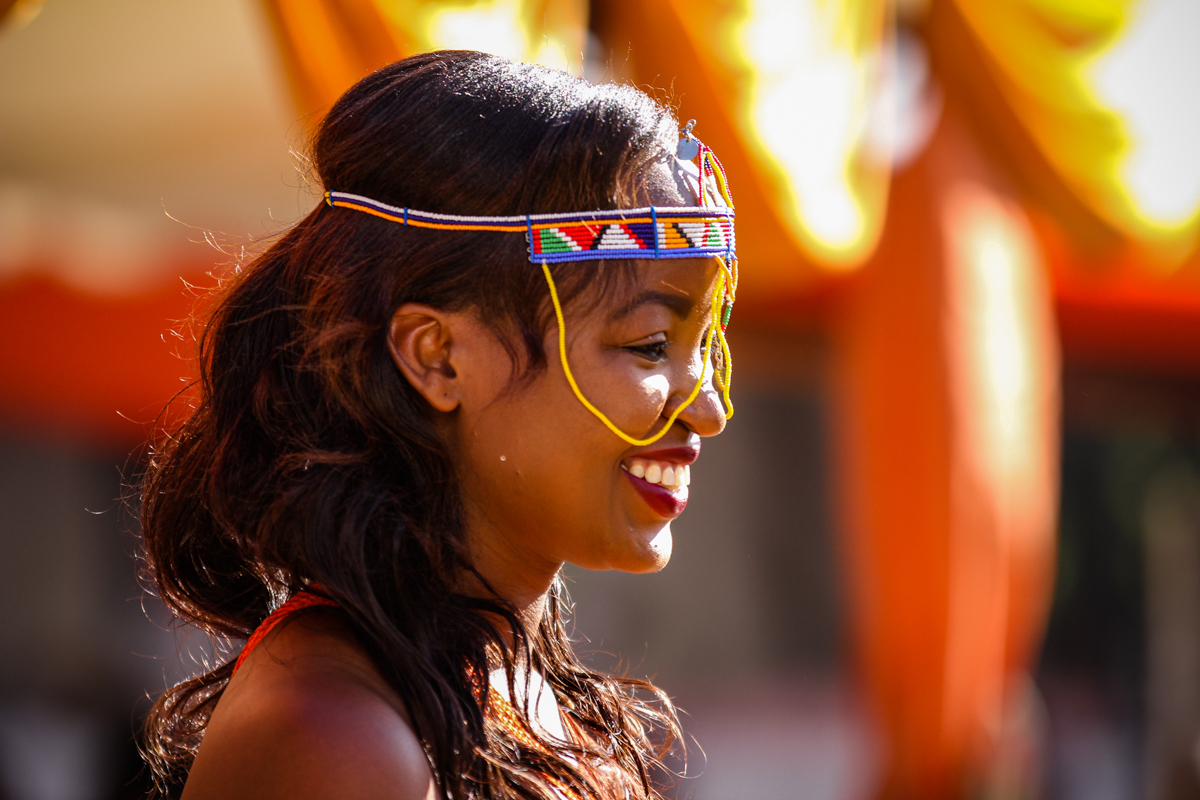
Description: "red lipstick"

(624, 469), (688, 517)
(620, 444), (699, 518)
(632, 446), (700, 465)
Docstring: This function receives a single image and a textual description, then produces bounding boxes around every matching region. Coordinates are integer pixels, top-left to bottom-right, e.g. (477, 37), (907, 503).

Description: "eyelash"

(626, 326), (718, 362)
(627, 340), (670, 360)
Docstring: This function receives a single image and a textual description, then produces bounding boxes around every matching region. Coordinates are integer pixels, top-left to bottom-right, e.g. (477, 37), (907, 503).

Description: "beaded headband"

(323, 196), (735, 265)
(325, 123), (737, 446)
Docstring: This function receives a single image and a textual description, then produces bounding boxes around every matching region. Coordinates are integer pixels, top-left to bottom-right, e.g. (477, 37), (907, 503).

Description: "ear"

(387, 303), (462, 413)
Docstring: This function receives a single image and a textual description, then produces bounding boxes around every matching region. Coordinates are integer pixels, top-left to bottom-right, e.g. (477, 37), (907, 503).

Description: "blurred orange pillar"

(834, 113), (1060, 798)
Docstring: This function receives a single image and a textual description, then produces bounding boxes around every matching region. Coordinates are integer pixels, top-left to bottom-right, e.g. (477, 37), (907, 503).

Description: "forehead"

(591, 256), (719, 323)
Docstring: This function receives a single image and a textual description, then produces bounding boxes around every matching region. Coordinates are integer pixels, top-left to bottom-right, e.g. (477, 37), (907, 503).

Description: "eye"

(625, 336), (670, 361)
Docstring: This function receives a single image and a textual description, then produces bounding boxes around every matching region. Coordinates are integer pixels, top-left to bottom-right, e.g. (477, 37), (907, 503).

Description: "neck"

(463, 516), (562, 636)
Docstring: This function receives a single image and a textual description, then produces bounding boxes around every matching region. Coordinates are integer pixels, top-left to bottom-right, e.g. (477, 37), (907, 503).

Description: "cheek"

(458, 378), (620, 527)
(578, 358), (672, 437)
(632, 373), (670, 414)
(454, 342), (682, 568)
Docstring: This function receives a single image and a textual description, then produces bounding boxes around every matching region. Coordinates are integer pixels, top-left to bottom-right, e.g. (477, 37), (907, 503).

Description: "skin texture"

(183, 612), (439, 799)
(181, 159), (726, 800)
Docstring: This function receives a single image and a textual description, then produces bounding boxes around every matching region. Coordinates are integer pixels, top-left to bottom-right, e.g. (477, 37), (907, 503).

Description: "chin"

(616, 524), (674, 574)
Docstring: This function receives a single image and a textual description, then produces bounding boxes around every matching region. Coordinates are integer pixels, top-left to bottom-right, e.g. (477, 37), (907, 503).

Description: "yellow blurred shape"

(953, 0), (1200, 246)
(1092, 0), (1200, 236)
(421, 0), (578, 73)
(733, 0), (887, 268)
(263, 0), (586, 116)
(425, 0), (526, 60)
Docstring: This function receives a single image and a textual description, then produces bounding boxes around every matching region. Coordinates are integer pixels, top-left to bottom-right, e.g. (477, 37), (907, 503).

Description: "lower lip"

(623, 469), (688, 518)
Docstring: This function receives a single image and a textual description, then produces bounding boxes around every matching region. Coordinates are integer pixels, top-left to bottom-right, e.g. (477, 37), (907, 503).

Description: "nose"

(666, 369), (727, 438)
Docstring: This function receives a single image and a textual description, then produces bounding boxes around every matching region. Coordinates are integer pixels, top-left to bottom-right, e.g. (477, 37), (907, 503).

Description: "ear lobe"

(387, 304), (461, 413)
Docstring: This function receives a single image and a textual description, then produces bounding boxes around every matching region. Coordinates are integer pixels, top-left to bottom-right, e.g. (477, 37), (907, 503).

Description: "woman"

(141, 49), (737, 800)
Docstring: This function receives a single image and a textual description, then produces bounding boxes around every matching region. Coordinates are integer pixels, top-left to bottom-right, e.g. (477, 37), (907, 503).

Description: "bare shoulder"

(182, 609), (436, 800)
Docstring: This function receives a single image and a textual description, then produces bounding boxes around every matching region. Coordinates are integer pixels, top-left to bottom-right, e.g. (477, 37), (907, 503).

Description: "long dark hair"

(140, 51), (684, 799)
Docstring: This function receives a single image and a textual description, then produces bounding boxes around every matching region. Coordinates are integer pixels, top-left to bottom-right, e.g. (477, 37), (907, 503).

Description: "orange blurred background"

(1, 0), (1199, 798)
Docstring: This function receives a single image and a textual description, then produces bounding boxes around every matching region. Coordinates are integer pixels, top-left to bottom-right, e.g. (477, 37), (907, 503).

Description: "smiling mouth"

(620, 455), (693, 518)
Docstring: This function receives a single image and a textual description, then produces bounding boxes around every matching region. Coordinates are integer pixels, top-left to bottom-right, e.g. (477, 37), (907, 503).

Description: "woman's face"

(450, 255), (726, 588)
(390, 154), (729, 599)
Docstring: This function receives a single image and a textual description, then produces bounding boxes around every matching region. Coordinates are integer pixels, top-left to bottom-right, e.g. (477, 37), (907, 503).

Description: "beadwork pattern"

(323, 193), (735, 265)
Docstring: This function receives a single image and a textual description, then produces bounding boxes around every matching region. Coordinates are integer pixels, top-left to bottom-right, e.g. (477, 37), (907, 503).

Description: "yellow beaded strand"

(713, 255), (736, 420)
(541, 262), (733, 447)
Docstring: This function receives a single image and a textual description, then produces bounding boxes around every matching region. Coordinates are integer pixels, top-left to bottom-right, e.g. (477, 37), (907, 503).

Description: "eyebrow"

(608, 290), (695, 322)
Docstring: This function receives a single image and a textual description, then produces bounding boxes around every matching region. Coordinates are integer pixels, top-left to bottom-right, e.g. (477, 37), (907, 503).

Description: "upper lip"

(625, 445), (700, 466)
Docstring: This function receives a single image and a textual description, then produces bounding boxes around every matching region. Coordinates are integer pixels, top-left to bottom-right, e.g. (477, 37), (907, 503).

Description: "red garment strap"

(229, 589), (583, 798)
(231, 590), (338, 676)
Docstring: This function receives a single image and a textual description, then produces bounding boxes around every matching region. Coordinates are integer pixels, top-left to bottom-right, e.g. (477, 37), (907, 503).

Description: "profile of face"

(388, 156), (728, 596)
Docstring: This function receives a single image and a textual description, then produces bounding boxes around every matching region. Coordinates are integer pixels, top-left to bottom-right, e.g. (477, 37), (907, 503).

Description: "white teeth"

(624, 459), (692, 490)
